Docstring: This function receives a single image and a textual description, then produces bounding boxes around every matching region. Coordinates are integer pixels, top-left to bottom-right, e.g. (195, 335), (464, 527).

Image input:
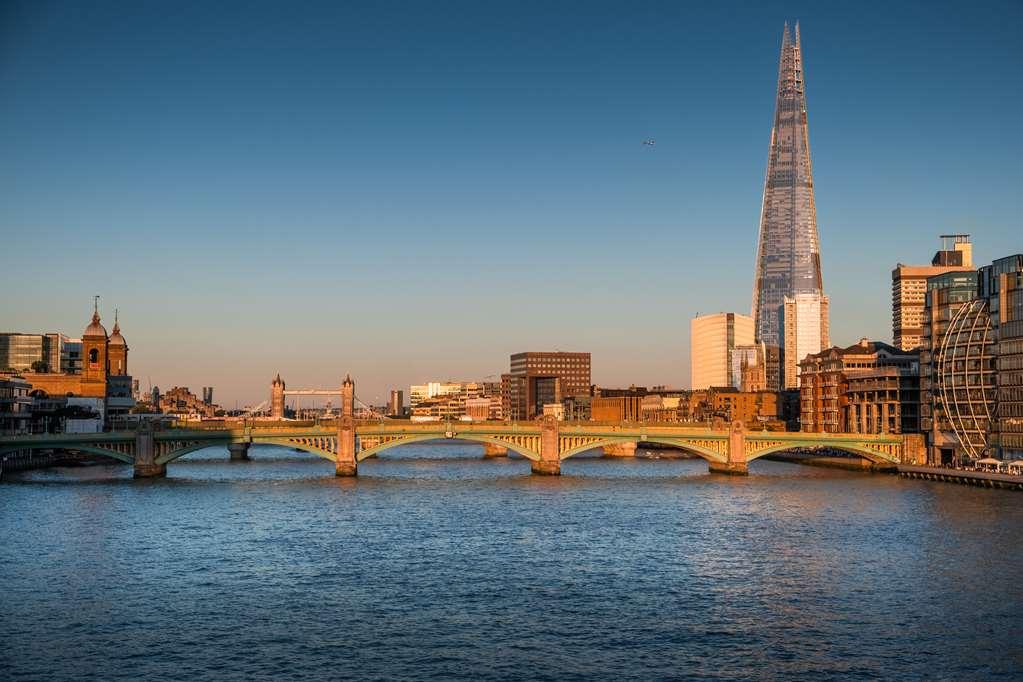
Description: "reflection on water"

(2, 442), (1021, 680)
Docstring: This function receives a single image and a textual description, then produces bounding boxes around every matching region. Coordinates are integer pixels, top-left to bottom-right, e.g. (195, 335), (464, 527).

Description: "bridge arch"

(746, 442), (898, 465)
(155, 439), (339, 465)
(252, 439), (338, 462)
(558, 436), (727, 463)
(356, 434), (540, 462)
(0, 442), (135, 465)
(155, 441), (229, 466)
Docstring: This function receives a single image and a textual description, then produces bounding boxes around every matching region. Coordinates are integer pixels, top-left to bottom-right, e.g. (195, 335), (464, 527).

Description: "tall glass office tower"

(751, 23), (828, 390)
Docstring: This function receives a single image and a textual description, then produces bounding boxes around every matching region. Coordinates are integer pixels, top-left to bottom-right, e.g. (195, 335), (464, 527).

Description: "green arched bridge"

(0, 377), (923, 478)
(0, 418), (920, 478)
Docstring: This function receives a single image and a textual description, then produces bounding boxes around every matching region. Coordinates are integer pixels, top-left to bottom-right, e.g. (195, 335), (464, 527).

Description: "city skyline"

(2, 2), (1021, 405)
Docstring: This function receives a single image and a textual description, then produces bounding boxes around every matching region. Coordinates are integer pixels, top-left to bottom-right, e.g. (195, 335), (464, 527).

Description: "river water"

(2, 443), (1021, 680)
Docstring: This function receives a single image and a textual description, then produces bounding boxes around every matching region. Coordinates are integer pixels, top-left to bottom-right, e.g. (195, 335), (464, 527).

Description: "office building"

(690, 313), (755, 390)
(503, 352), (591, 420)
(388, 389), (404, 417)
(409, 381), (489, 420)
(60, 338), (82, 374)
(782, 293), (830, 389)
(986, 255), (1023, 461)
(986, 257), (1023, 464)
(920, 254), (1023, 464)
(892, 235), (974, 351)
(591, 396), (644, 422)
(0, 373), (32, 435)
(751, 23), (828, 390)
(0, 333), (62, 373)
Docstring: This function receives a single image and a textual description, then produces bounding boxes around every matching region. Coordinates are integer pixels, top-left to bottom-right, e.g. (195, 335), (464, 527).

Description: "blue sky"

(1, 1), (1020, 407)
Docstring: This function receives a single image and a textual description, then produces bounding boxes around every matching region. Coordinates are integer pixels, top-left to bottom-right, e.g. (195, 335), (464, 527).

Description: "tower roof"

(108, 309), (127, 346)
(83, 299), (107, 338)
(751, 21), (823, 357)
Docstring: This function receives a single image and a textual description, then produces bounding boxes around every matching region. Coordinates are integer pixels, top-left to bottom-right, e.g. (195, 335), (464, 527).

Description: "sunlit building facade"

(799, 339), (920, 434)
(985, 255), (1023, 461)
(892, 235), (974, 351)
(0, 333), (62, 373)
(409, 381), (487, 420)
(782, 293), (830, 389)
(690, 313), (755, 390)
(504, 352), (591, 420)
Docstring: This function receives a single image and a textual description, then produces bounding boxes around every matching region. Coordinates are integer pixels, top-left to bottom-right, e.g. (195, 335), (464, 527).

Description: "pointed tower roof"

(83, 298), (107, 338)
(750, 22), (825, 390)
(109, 309), (127, 346)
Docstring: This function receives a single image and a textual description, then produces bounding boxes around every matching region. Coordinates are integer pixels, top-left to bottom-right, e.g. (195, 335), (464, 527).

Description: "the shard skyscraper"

(752, 23), (829, 390)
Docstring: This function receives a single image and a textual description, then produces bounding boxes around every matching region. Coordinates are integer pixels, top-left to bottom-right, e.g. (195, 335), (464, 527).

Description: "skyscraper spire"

(751, 23), (828, 390)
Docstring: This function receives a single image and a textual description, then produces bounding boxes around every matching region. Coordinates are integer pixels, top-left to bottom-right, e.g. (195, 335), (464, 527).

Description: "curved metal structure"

(935, 298), (995, 459)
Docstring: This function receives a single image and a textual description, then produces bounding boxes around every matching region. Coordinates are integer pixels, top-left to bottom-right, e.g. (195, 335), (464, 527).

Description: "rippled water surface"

(2, 443), (1021, 680)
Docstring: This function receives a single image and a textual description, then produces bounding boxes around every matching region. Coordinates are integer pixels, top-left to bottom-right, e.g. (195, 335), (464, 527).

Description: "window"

(89, 348), (98, 364)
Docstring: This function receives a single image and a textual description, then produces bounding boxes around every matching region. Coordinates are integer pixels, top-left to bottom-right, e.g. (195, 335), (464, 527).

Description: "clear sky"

(2, 1), (1020, 408)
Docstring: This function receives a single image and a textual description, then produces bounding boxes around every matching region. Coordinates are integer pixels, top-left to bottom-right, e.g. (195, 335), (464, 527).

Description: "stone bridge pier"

(133, 424), (165, 478)
(335, 375), (358, 477)
(532, 415), (561, 475)
(707, 421), (749, 475)
(228, 443), (250, 461)
(482, 443), (509, 457)
(602, 442), (637, 457)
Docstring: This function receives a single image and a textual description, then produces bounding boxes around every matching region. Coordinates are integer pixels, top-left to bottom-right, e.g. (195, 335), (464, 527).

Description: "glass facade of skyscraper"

(751, 24), (827, 390)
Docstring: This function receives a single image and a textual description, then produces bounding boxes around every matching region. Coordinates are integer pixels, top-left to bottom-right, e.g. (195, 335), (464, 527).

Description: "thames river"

(2, 443), (1021, 680)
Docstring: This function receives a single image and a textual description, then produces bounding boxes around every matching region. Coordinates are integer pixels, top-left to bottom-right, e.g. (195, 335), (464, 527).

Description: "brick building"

(18, 304), (136, 422)
(799, 339), (920, 434)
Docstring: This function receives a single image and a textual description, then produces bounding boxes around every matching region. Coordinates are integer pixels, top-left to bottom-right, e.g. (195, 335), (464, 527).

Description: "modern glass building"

(751, 23), (828, 390)
(983, 255), (1023, 461)
(0, 333), (62, 373)
(919, 256), (1023, 465)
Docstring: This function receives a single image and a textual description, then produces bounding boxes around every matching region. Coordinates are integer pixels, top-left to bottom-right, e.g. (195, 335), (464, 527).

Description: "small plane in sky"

(643, 139), (656, 146)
